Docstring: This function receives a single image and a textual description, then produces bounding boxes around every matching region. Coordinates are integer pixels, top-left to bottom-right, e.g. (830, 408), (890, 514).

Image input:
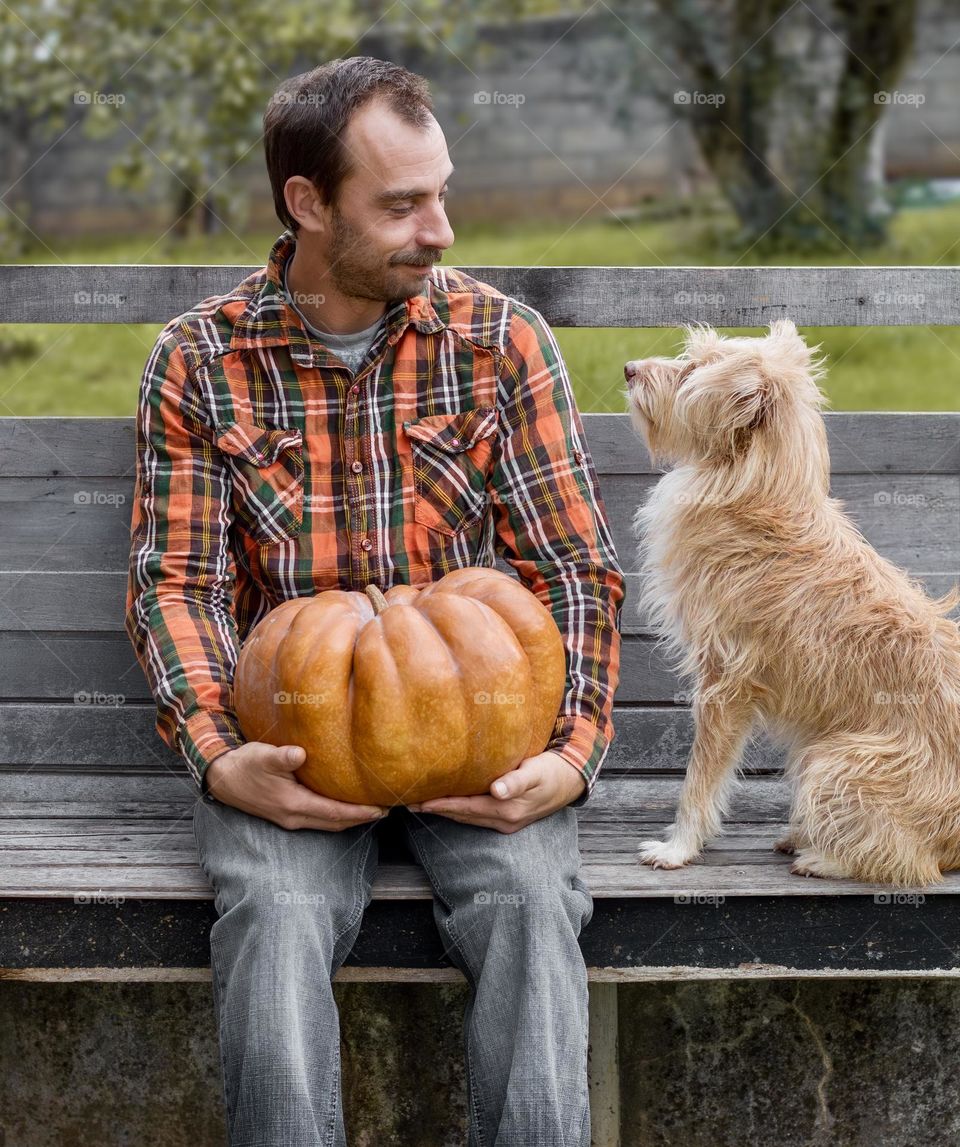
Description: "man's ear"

(678, 352), (772, 435)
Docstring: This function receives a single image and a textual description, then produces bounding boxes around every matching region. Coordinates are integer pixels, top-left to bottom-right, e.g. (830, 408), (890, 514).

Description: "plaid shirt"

(125, 230), (625, 808)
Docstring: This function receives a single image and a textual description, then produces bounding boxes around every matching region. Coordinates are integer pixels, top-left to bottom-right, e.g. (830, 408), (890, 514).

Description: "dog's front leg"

(639, 694), (754, 869)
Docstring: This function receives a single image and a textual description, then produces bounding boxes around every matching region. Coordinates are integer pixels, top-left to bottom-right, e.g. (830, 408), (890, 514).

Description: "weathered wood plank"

(3, 774), (960, 897)
(0, 631), (678, 702)
(1, 413), (957, 479)
(4, 265), (960, 326)
(2, 472), (957, 576)
(1, 569), (957, 639)
(0, 702), (778, 772)
(2, 841), (958, 899)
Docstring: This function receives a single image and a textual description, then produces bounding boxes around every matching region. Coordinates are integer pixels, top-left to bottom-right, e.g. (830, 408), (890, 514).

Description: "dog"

(623, 320), (960, 886)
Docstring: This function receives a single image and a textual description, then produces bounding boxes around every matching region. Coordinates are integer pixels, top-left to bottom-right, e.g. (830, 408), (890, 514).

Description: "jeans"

(193, 796), (595, 1147)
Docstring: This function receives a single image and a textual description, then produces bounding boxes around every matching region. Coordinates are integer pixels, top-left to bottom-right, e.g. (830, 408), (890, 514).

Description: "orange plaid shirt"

(125, 230), (624, 807)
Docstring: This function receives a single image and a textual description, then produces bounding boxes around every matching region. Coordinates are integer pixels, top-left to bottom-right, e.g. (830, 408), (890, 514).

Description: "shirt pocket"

(403, 406), (500, 538)
(215, 419), (305, 544)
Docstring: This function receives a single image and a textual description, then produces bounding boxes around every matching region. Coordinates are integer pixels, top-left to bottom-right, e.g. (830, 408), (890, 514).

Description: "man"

(125, 55), (624, 1147)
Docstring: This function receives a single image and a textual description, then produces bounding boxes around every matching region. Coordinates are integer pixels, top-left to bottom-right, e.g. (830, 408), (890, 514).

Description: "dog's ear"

(678, 352), (772, 437)
(765, 319), (828, 388)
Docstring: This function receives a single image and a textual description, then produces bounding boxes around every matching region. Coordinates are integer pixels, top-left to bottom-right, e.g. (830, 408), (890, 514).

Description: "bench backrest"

(0, 265), (958, 786)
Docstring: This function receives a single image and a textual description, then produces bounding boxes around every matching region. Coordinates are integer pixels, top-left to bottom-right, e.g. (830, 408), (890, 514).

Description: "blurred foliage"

(0, 0), (369, 248)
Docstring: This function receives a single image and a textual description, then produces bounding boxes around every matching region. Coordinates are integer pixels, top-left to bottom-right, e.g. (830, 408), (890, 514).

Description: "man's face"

(321, 99), (456, 303)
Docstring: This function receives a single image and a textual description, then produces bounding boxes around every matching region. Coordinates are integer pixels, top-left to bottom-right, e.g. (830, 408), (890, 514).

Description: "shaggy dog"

(624, 320), (960, 886)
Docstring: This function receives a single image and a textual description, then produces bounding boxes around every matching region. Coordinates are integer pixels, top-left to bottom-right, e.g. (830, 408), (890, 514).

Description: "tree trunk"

(812, 0), (917, 245)
(645, 0), (918, 250)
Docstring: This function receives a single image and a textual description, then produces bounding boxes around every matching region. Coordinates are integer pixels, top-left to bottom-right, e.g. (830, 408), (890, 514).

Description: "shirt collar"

(229, 229), (445, 364)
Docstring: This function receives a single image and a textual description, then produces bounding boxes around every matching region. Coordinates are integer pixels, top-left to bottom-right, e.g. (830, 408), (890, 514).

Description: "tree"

(0, 0), (361, 248)
(634, 0), (920, 249)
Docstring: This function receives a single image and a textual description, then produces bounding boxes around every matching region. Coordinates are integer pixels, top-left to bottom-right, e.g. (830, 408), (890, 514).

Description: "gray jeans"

(193, 797), (595, 1147)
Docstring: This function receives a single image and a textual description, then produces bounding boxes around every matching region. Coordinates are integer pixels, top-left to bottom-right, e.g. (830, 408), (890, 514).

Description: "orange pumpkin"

(233, 567), (567, 805)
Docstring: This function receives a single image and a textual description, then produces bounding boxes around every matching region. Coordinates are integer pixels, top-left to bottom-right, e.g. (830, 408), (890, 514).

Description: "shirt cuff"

(545, 716), (609, 808)
(177, 709), (246, 801)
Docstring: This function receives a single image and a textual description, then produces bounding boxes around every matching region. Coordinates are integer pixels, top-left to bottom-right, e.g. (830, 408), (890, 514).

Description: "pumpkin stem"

(365, 584), (389, 616)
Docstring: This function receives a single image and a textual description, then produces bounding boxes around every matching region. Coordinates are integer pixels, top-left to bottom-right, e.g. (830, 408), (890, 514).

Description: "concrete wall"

(3, 978), (959, 1145)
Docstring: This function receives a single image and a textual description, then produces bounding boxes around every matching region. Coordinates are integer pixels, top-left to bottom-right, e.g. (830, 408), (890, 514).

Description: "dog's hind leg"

(639, 692), (755, 869)
(790, 737), (944, 887)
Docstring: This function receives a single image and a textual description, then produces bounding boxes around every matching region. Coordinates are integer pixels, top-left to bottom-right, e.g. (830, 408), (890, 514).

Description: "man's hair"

(263, 56), (435, 233)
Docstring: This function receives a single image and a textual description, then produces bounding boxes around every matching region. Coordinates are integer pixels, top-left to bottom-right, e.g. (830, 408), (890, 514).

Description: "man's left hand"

(407, 751), (586, 833)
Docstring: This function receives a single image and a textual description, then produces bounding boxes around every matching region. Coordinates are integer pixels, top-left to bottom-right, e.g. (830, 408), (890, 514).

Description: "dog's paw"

(790, 850), (848, 879)
(638, 839), (695, 869)
(774, 833), (799, 856)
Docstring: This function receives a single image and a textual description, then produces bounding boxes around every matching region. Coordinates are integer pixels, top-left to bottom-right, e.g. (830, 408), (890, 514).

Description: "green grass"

(2, 203), (960, 415)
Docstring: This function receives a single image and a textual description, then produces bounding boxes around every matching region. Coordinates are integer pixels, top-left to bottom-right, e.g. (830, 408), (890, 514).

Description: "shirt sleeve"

(124, 327), (246, 799)
(491, 302), (626, 808)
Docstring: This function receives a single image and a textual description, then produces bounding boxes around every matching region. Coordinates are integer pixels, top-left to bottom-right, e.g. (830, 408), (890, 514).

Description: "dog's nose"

(624, 361), (641, 384)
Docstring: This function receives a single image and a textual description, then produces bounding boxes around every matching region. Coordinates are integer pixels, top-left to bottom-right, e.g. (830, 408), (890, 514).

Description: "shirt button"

(573, 449), (584, 463)
(360, 538), (373, 551)
(350, 384), (360, 395)
(351, 460), (363, 473)
(449, 437), (460, 448)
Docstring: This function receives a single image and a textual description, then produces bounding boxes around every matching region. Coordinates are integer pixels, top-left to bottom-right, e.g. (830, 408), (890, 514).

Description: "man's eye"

(390, 191), (450, 217)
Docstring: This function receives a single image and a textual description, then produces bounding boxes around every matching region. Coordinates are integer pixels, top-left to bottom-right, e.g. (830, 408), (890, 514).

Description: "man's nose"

(417, 206), (455, 252)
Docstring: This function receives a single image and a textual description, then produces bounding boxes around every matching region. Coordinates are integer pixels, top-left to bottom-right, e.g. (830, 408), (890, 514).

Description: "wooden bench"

(2, 264), (959, 1138)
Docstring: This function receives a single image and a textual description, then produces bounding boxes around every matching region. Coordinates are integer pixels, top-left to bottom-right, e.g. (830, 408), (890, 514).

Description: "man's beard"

(326, 208), (440, 303)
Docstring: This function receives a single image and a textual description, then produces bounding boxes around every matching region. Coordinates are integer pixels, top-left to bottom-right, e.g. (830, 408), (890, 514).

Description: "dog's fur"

(624, 320), (960, 886)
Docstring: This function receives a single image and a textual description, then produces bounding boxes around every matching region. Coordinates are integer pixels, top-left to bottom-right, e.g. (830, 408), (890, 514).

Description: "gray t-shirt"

(283, 261), (385, 374)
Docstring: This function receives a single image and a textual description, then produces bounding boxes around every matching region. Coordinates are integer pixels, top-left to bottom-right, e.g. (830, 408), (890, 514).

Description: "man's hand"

(407, 750), (586, 833)
(203, 742), (389, 831)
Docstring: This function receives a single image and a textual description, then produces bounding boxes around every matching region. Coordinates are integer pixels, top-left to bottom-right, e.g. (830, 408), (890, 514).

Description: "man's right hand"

(202, 742), (390, 831)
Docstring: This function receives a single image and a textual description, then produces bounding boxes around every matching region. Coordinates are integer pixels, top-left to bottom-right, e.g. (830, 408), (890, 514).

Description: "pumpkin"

(233, 567), (567, 805)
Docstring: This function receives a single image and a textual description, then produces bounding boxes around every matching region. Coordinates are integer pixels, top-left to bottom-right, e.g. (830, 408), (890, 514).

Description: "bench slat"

(2, 473), (957, 576)
(1, 414), (957, 479)
(0, 707), (785, 773)
(3, 773), (960, 897)
(1, 570), (957, 641)
(4, 265), (960, 326)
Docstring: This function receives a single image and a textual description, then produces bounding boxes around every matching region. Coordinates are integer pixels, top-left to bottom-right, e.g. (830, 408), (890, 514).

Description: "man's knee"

(455, 867), (593, 952)
(211, 880), (366, 986)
